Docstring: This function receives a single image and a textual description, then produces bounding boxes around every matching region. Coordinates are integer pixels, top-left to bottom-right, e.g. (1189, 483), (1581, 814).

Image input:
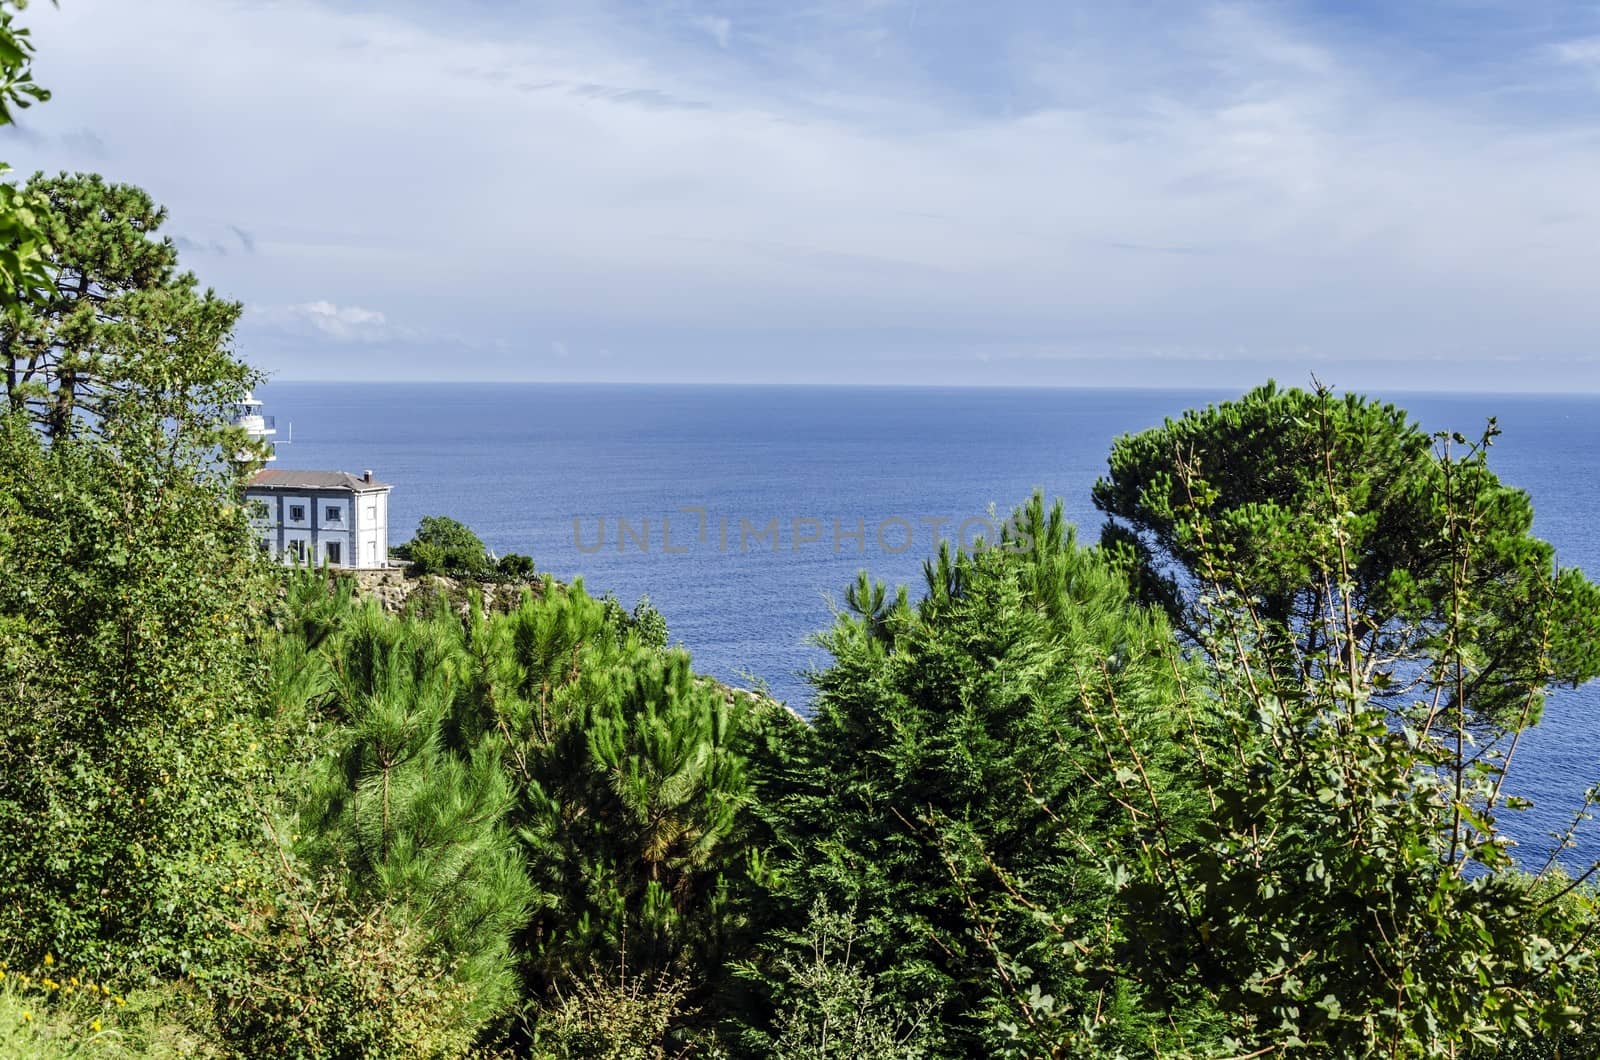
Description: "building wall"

(246, 486), (391, 568)
(356, 489), (389, 569)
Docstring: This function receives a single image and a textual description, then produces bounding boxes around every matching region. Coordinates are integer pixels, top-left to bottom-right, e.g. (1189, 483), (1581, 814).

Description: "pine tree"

(760, 493), (1208, 1057)
(0, 172), (253, 445)
(298, 606), (536, 1029)
(449, 584), (768, 1030)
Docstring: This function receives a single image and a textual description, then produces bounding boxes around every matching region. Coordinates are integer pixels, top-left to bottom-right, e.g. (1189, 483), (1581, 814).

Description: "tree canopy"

(1093, 380), (1600, 728)
(0, 171), (253, 444)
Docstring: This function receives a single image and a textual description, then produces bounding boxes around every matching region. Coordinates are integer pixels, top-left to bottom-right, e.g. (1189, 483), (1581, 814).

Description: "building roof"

(247, 469), (391, 492)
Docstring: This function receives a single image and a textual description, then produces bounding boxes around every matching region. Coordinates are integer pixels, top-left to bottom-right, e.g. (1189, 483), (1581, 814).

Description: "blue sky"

(6, 0), (1600, 389)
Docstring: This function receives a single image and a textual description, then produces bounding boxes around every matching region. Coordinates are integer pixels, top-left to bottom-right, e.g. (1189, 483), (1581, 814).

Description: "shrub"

(525, 968), (697, 1060)
(400, 516), (491, 577)
(212, 869), (484, 1060)
(497, 552), (536, 579)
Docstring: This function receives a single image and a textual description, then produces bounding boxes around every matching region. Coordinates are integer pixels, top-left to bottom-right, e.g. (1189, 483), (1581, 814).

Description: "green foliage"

(0, 409), (267, 975)
(498, 551), (536, 579)
(398, 515), (492, 577)
(1, 173), (255, 444)
(213, 867), (486, 1060)
(763, 494), (1206, 1057)
(525, 968), (697, 1060)
(0, 1), (48, 127)
(452, 584), (767, 1004)
(1093, 379), (1600, 728)
(631, 594), (670, 651)
(264, 575), (769, 1048)
(0, 967), (207, 1060)
(0, 2), (55, 316)
(743, 901), (939, 1059)
(1082, 385), (1600, 1055)
(294, 605), (535, 1032)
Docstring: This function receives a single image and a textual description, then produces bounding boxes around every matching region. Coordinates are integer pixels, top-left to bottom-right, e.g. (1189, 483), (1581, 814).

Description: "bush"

(497, 552), (536, 579)
(525, 968), (696, 1060)
(212, 869), (484, 1060)
(400, 516), (491, 577)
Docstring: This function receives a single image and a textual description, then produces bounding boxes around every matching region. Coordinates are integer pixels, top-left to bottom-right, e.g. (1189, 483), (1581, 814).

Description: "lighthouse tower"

(232, 391), (279, 463)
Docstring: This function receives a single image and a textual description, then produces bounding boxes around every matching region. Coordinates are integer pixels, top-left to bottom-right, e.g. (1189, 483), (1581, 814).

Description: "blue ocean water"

(259, 381), (1600, 861)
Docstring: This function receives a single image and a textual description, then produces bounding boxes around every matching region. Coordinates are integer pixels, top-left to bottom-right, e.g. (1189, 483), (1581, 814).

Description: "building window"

(289, 504), (306, 522)
(258, 537), (272, 553)
(326, 541), (342, 566)
(287, 540), (307, 563)
(326, 506), (342, 523)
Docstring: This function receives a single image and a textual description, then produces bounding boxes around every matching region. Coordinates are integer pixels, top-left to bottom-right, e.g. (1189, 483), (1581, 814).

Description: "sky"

(5, 0), (1600, 390)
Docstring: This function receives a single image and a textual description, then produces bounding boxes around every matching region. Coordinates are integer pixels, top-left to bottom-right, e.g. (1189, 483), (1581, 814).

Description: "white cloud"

(254, 301), (391, 343)
(12, 0), (1600, 386)
(1552, 36), (1600, 68)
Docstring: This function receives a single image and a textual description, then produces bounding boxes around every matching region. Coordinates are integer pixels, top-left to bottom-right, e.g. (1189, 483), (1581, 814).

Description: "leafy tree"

(1082, 386), (1600, 1055)
(0, 403), (265, 972)
(1093, 380), (1600, 728)
(0, 1), (54, 313)
(215, 864), (494, 1060)
(498, 551), (536, 579)
(744, 901), (939, 1059)
(1, 172), (253, 442)
(398, 514), (491, 576)
(526, 968), (697, 1060)
(0, 172), (266, 976)
(631, 594), (669, 651)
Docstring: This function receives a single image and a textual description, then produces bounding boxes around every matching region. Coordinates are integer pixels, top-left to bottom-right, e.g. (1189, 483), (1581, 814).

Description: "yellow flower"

(41, 954), (52, 967)
(90, 1018), (102, 1032)
(113, 996), (125, 1007)
(20, 1012), (31, 1023)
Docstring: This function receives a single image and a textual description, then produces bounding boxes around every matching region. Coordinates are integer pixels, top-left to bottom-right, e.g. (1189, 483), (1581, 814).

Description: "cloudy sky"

(6, 0), (1600, 389)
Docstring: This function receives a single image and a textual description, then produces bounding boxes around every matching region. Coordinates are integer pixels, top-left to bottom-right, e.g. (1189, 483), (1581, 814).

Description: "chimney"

(363, 469), (373, 483)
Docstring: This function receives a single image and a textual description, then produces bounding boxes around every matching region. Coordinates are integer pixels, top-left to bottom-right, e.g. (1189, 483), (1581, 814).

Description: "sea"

(258, 381), (1600, 863)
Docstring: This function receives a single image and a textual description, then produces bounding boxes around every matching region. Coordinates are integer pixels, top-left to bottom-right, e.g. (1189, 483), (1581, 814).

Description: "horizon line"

(259, 377), (1600, 398)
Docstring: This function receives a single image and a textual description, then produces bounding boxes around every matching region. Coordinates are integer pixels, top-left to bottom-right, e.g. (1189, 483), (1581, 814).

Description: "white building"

(247, 469), (392, 568)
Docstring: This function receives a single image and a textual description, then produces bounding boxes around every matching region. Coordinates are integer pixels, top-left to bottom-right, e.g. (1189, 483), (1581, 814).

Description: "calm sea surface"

(259, 382), (1600, 861)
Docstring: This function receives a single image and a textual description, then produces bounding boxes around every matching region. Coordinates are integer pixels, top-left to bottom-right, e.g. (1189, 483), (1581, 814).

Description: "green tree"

(1093, 380), (1600, 728)
(0, 1), (54, 314)
(746, 901), (940, 1059)
(0, 171), (266, 976)
(764, 494), (1208, 1057)
(1, 172), (252, 442)
(296, 605), (535, 1035)
(398, 514), (491, 576)
(630, 594), (669, 650)
(1083, 385), (1600, 1055)
(448, 584), (772, 1035)
(0, 402), (265, 973)
(498, 551), (537, 579)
